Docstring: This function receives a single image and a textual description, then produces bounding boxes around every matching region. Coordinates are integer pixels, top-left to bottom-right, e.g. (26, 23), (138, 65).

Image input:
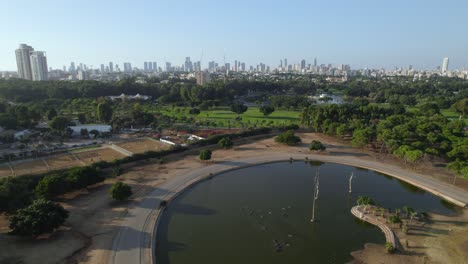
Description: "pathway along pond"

(155, 161), (458, 264)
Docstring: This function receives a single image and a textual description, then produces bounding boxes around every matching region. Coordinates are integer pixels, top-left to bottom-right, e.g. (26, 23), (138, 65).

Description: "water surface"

(156, 162), (456, 264)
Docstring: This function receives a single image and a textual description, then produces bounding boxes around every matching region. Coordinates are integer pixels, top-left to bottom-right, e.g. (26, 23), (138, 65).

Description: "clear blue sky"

(1, 0), (467, 71)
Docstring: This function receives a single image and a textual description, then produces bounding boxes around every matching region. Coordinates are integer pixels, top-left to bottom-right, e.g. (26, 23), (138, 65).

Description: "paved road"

(108, 153), (468, 264)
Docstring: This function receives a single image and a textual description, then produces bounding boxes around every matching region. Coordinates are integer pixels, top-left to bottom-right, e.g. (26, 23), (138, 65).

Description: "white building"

(442, 57), (449, 75)
(15, 44), (34, 80)
(30, 51), (48, 81)
(68, 125), (112, 137)
(108, 93), (151, 101)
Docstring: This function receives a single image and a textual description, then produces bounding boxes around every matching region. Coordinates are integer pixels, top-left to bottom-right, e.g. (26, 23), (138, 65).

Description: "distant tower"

(153, 62), (157, 72)
(30, 51), (48, 81)
(314, 58), (317, 67)
(284, 58), (288, 68)
(301, 59), (306, 70)
(15, 44), (34, 80)
(109, 62), (114, 73)
(442, 57), (449, 74)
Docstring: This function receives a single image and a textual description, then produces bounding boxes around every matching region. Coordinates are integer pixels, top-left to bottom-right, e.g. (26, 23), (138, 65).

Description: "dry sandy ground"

(351, 210), (468, 264)
(0, 133), (467, 264)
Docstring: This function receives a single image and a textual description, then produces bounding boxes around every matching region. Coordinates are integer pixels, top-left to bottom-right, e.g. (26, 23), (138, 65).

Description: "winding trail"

(108, 153), (468, 264)
(351, 205), (397, 249)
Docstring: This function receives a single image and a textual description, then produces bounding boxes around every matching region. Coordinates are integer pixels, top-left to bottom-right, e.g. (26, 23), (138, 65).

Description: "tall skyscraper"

(30, 51), (48, 81)
(15, 44), (34, 80)
(148, 62), (153, 71)
(314, 57), (317, 67)
(284, 58), (288, 69)
(185, 57), (193, 72)
(109, 62), (114, 73)
(70, 62), (76, 73)
(123, 63), (132, 72)
(152, 62), (157, 72)
(442, 57), (449, 74)
(301, 59), (306, 70)
(100, 64), (105, 73)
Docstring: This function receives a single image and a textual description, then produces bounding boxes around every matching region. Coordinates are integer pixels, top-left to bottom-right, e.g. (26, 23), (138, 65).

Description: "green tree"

(351, 128), (373, 148)
(77, 113), (87, 124)
(218, 137), (233, 149)
(451, 98), (468, 120)
(49, 116), (70, 131)
(275, 130), (301, 145)
(97, 102), (113, 123)
(259, 105), (275, 116)
(189, 108), (201, 115)
(230, 103), (248, 117)
(356, 196), (375, 206)
(109, 182), (133, 201)
(309, 140), (326, 151)
(9, 199), (69, 237)
(80, 128), (89, 138)
(199, 149), (212, 160)
(47, 109), (58, 121)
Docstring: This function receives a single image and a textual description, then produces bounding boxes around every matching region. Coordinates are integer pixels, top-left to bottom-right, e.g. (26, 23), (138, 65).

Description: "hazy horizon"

(1, 0), (468, 71)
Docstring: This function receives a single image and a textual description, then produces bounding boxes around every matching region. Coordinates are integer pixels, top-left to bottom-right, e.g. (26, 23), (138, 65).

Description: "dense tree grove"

(301, 102), (467, 176)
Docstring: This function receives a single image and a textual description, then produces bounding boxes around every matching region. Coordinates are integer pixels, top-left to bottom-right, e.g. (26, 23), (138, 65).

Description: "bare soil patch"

(75, 148), (125, 165)
(115, 138), (168, 154)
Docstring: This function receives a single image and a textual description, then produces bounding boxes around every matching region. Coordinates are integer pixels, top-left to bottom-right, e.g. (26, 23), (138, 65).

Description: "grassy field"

(156, 106), (301, 127)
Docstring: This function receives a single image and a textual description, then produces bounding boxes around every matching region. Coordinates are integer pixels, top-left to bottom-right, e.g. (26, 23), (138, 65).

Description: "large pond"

(155, 161), (457, 264)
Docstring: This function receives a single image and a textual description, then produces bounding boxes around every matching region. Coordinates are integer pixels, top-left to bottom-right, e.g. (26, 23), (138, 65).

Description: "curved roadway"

(108, 153), (468, 264)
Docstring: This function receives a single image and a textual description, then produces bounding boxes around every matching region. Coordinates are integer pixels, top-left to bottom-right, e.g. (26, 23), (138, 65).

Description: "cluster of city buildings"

(2, 44), (467, 82)
(14, 44), (48, 81)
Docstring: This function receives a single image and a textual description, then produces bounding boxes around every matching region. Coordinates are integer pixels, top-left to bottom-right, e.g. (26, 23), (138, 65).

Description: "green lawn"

(154, 106), (301, 127)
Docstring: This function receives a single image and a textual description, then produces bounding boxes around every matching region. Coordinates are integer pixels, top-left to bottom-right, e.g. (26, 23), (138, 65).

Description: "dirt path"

(0, 133), (467, 264)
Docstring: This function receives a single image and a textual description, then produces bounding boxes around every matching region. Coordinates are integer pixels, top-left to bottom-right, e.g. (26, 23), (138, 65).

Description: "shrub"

(109, 182), (132, 201)
(309, 140), (326, 151)
(9, 199), (69, 237)
(385, 242), (395, 253)
(159, 200), (168, 208)
(189, 108), (200, 115)
(218, 137), (233, 149)
(112, 167), (123, 177)
(199, 149), (212, 160)
(356, 196), (375, 206)
(387, 215), (402, 224)
(275, 130), (301, 145)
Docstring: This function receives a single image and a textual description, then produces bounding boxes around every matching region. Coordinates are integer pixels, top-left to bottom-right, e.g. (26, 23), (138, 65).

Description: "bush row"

(192, 127), (273, 147)
(34, 166), (103, 199)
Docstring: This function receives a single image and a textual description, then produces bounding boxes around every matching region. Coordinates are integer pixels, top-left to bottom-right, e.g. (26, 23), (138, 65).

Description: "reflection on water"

(156, 162), (457, 264)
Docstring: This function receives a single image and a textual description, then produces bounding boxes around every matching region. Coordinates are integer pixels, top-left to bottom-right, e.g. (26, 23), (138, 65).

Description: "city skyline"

(1, 0), (468, 71)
